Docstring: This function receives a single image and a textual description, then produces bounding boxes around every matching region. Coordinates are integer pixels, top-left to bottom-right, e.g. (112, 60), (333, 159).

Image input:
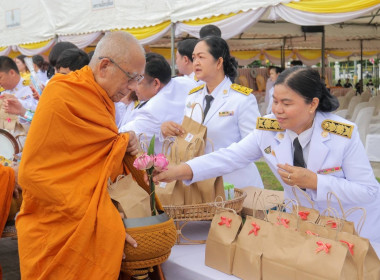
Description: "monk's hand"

(125, 233), (137, 248)
(126, 131), (139, 156)
(153, 163), (193, 184)
(161, 121), (185, 138)
(277, 163), (317, 190)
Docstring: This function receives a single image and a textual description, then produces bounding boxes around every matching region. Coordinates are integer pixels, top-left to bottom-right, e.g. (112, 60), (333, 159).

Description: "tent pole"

(360, 39), (363, 93)
(281, 37), (286, 68)
(171, 23), (176, 76)
(321, 27), (325, 79)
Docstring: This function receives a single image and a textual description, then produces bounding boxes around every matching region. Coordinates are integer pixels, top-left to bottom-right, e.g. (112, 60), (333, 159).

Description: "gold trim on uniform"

(256, 117), (285, 131)
(22, 80), (29, 86)
(133, 100), (140, 109)
(230, 84), (252, 96)
(321, 119), (353, 139)
(188, 84), (205, 95)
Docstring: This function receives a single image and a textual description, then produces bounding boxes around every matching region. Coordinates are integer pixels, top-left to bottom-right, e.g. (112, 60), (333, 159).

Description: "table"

(162, 221), (380, 280)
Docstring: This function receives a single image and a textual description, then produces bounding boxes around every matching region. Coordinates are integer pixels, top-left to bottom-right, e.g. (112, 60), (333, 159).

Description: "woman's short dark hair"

(56, 48), (89, 71)
(177, 39), (198, 62)
(275, 67), (339, 112)
(145, 53), (171, 85)
(32, 55), (50, 72)
(199, 36), (238, 82)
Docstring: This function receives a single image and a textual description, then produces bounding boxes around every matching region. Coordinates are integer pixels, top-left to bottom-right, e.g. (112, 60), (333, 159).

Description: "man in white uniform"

(176, 39), (201, 85)
(119, 53), (195, 152)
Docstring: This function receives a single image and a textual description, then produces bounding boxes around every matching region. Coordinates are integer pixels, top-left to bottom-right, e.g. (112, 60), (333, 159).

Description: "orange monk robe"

(0, 164), (15, 280)
(17, 66), (130, 279)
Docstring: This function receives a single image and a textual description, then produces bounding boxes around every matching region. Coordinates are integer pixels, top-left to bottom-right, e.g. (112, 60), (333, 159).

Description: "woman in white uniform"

(161, 36), (263, 189)
(155, 67), (380, 243)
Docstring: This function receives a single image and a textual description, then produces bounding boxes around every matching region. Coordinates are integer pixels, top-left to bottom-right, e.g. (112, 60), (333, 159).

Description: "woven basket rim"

(162, 188), (247, 221)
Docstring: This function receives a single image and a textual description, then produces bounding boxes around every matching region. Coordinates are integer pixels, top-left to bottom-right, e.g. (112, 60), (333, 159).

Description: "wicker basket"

(163, 188), (247, 221)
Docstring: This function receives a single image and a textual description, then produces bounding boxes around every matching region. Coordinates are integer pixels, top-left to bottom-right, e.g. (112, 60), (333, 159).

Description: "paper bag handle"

(189, 102), (205, 124)
(345, 207), (366, 235)
(291, 185), (316, 209)
(326, 192), (346, 219)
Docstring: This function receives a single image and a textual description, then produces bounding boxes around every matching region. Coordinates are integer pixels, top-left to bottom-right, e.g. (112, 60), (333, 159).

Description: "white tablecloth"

(162, 221), (380, 280)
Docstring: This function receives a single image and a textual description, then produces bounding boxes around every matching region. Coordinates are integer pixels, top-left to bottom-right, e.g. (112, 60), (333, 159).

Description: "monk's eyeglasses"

(98, 56), (144, 83)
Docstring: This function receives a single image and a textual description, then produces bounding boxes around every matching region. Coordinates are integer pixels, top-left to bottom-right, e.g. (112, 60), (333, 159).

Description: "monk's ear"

(98, 58), (112, 78)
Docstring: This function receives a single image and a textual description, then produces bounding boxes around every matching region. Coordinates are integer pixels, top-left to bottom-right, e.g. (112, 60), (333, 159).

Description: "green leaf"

(148, 135), (155, 156)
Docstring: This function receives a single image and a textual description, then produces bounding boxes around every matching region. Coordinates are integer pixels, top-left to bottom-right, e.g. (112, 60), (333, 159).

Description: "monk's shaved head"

(90, 31), (144, 66)
(90, 31), (146, 102)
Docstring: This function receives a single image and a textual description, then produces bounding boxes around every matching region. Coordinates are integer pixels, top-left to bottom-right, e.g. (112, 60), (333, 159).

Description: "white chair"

(350, 102), (370, 122)
(361, 89), (371, 102)
(355, 106), (375, 145)
(345, 96), (362, 120)
(336, 96), (347, 111)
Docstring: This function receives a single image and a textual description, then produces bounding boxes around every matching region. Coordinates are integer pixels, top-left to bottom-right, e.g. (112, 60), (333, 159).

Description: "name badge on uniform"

(184, 133), (194, 142)
(21, 95), (31, 100)
(264, 146), (271, 154)
(219, 111), (234, 117)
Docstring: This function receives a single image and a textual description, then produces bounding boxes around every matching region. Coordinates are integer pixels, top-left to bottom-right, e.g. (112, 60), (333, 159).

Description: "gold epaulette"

(321, 119), (353, 139)
(230, 84), (252, 96)
(133, 100), (140, 109)
(22, 80), (29, 86)
(256, 117), (284, 131)
(188, 84), (205, 95)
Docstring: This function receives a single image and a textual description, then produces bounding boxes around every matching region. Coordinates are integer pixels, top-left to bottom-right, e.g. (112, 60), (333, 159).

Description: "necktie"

(293, 137), (306, 190)
(293, 137), (306, 168)
(203, 95), (214, 122)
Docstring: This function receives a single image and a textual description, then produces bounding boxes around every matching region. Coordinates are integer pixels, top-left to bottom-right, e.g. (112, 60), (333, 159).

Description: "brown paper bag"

(266, 199), (299, 230)
(205, 210), (242, 275)
(194, 176), (225, 203)
(232, 216), (273, 280)
(170, 103), (207, 160)
(291, 186), (320, 223)
(241, 186), (284, 218)
(108, 174), (151, 218)
(318, 192), (357, 234)
(0, 99), (18, 131)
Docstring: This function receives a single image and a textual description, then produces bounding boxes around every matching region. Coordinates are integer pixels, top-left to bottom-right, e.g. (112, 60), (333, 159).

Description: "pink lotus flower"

(133, 153), (154, 170)
(153, 153), (169, 172)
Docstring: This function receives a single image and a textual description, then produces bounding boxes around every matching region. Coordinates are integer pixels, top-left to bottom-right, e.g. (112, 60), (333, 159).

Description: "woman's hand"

(161, 121), (185, 138)
(277, 163), (317, 190)
(152, 163), (193, 184)
(30, 84), (44, 100)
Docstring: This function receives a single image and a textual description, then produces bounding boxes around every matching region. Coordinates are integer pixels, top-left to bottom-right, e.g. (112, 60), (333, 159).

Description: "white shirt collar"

(287, 119), (315, 149)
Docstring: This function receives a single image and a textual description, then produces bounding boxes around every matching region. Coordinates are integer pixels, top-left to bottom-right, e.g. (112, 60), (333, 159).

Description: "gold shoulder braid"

(230, 84), (252, 96)
(188, 84), (205, 95)
(321, 119), (353, 139)
(22, 80), (28, 86)
(256, 117), (284, 131)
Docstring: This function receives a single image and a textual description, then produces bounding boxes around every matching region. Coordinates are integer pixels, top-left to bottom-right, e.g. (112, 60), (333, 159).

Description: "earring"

(310, 110), (313, 113)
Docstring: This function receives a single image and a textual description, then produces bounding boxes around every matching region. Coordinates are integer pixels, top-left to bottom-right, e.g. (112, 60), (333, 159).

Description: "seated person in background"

(161, 36), (264, 189)
(0, 56), (37, 111)
(355, 80), (363, 95)
(367, 79), (374, 87)
(344, 78), (352, 88)
(176, 39), (200, 85)
(119, 53), (195, 152)
(290, 60), (303, 67)
(154, 67), (380, 244)
(335, 79), (342, 87)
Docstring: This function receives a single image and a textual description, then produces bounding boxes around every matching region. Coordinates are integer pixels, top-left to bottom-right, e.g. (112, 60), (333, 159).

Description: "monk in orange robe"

(0, 164), (16, 279)
(16, 32), (145, 279)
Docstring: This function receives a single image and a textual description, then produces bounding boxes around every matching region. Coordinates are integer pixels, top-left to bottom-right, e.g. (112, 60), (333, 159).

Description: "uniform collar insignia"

(256, 117), (284, 132)
(321, 119), (353, 139)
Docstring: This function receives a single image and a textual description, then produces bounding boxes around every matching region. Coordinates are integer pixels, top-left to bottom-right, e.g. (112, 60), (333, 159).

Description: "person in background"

(176, 39), (200, 85)
(14, 55), (31, 85)
(355, 79), (363, 95)
(344, 78), (353, 88)
(32, 55), (50, 84)
(16, 31), (143, 279)
(335, 79), (342, 87)
(199, 24), (222, 38)
(119, 53), (195, 152)
(154, 66), (380, 244)
(0, 56), (37, 111)
(161, 36), (264, 189)
(55, 48), (90, 74)
(266, 66), (284, 114)
(264, 66), (275, 108)
(47, 41), (78, 79)
(290, 60), (303, 67)
(367, 79), (374, 87)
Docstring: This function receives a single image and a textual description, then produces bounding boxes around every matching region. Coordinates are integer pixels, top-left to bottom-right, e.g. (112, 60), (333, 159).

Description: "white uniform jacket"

(115, 101), (137, 128)
(184, 76), (264, 188)
(186, 111), (380, 242)
(119, 77), (195, 153)
(1, 78), (37, 111)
